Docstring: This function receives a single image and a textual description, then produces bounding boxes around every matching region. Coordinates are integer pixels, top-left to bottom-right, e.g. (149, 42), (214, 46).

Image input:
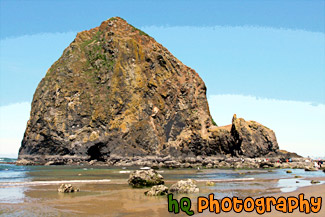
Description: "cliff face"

(18, 17), (279, 163)
(19, 17), (212, 161)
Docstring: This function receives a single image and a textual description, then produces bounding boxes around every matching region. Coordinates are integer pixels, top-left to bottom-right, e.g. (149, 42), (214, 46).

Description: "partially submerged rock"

(145, 185), (168, 196)
(169, 179), (199, 194)
(305, 167), (317, 171)
(286, 170), (292, 173)
(58, 184), (80, 193)
(128, 169), (164, 188)
(311, 180), (320, 184)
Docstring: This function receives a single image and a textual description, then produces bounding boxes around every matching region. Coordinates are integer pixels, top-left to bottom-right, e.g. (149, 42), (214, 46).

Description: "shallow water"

(0, 159), (324, 216)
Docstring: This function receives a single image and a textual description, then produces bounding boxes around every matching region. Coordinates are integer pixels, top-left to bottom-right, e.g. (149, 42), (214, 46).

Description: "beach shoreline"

(0, 165), (324, 217)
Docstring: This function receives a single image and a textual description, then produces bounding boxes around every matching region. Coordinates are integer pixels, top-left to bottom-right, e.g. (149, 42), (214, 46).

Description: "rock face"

(169, 179), (199, 194)
(18, 17), (279, 164)
(18, 17), (213, 162)
(128, 169), (164, 188)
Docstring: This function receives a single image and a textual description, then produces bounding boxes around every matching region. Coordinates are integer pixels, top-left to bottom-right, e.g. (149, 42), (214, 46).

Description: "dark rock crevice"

(87, 142), (108, 162)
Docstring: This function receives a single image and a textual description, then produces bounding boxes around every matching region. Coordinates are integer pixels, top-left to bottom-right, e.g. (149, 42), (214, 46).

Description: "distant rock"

(145, 185), (168, 196)
(15, 159), (34, 166)
(128, 169), (164, 188)
(58, 184), (80, 193)
(169, 179), (199, 194)
(206, 181), (215, 186)
(286, 170), (292, 173)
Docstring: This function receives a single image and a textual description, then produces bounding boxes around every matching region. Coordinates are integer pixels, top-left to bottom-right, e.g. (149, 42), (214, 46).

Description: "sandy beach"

(1, 174), (324, 217)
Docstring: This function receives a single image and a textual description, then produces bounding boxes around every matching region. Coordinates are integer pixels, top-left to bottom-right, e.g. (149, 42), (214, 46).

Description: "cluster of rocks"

(57, 184), (80, 193)
(128, 169), (199, 196)
(17, 155), (318, 170)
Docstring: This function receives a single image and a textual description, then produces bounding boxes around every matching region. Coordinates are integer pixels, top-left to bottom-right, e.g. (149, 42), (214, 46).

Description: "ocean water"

(0, 158), (324, 216)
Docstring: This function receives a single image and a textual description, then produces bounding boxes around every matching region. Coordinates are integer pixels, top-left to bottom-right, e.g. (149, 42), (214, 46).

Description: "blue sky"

(0, 0), (324, 157)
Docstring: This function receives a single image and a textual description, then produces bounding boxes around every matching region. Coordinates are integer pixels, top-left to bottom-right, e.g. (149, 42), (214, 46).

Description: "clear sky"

(0, 0), (324, 158)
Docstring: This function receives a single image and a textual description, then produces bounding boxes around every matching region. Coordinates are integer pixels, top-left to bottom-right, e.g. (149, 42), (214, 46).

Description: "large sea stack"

(18, 17), (279, 165)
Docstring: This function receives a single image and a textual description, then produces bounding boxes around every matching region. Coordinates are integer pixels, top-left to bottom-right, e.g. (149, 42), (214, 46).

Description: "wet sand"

(0, 168), (324, 217)
(0, 179), (324, 217)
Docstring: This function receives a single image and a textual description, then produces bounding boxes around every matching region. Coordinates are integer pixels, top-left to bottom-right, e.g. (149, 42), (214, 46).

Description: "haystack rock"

(18, 17), (279, 164)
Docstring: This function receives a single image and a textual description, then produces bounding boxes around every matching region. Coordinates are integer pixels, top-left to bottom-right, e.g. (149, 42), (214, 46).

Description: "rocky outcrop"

(169, 179), (199, 194)
(18, 17), (280, 164)
(145, 185), (168, 196)
(208, 114), (279, 158)
(128, 169), (164, 188)
(230, 115), (279, 157)
(58, 184), (80, 193)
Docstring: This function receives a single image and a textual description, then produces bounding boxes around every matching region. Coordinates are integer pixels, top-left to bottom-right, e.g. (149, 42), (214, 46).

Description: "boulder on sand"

(145, 185), (169, 196)
(169, 179), (199, 194)
(128, 169), (164, 188)
(58, 184), (80, 193)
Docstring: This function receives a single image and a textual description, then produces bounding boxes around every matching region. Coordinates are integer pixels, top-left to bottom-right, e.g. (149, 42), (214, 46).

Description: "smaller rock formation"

(208, 114), (279, 158)
(230, 115), (279, 157)
(58, 184), (80, 193)
(311, 180), (320, 184)
(128, 169), (164, 188)
(169, 179), (199, 194)
(145, 185), (169, 196)
(286, 170), (292, 173)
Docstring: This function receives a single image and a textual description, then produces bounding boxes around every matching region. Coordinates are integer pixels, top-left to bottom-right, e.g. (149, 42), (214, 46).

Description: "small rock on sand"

(145, 185), (168, 196)
(169, 179), (199, 194)
(58, 184), (80, 193)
